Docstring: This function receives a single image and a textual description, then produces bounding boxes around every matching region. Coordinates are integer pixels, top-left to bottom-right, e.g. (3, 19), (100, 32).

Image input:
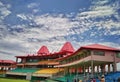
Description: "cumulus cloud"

(0, 39), (27, 60)
(0, 0), (120, 61)
(0, 12), (80, 60)
(0, 1), (11, 20)
(0, 17), (71, 58)
(34, 14), (77, 30)
(75, 0), (120, 36)
(27, 3), (40, 14)
(92, 0), (109, 5)
(17, 14), (28, 20)
(27, 3), (39, 8)
(31, 14), (80, 39)
(79, 6), (115, 18)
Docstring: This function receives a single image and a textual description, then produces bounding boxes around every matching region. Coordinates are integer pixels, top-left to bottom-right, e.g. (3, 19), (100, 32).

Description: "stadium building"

(0, 60), (16, 77)
(6, 42), (120, 82)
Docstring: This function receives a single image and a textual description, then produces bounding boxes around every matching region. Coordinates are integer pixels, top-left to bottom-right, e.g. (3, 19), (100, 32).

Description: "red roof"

(81, 44), (120, 51)
(56, 44), (120, 61)
(37, 46), (49, 55)
(59, 42), (75, 53)
(0, 60), (16, 64)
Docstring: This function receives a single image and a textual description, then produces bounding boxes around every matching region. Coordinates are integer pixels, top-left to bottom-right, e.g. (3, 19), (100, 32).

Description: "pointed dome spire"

(59, 42), (75, 53)
(37, 46), (49, 55)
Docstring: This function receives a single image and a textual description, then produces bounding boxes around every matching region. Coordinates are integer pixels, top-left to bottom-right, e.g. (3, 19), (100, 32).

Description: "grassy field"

(0, 78), (29, 82)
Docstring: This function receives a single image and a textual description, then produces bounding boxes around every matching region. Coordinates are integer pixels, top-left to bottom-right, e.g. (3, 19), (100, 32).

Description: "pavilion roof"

(0, 60), (16, 64)
(59, 42), (75, 53)
(16, 42), (75, 58)
(37, 46), (50, 55)
(56, 44), (120, 61)
(80, 44), (120, 51)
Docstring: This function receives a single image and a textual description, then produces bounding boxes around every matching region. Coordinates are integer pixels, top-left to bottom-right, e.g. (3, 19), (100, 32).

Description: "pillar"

(113, 54), (117, 72)
(100, 64), (104, 73)
(93, 65), (95, 73)
(78, 67), (82, 73)
(97, 65), (99, 73)
(83, 64), (86, 75)
(91, 51), (94, 78)
(108, 64), (110, 73)
(64, 68), (67, 75)
(103, 64), (106, 74)
(67, 67), (70, 75)
(88, 66), (89, 73)
(16, 58), (18, 63)
(1, 67), (3, 70)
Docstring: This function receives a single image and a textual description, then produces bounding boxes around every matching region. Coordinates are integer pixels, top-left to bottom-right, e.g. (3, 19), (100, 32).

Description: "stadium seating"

(10, 68), (38, 73)
(105, 72), (120, 82)
(26, 60), (39, 63)
(0, 70), (6, 74)
(45, 79), (58, 82)
(0, 70), (6, 77)
(35, 68), (64, 74)
(38, 60), (59, 65)
(54, 72), (120, 82)
(54, 74), (79, 82)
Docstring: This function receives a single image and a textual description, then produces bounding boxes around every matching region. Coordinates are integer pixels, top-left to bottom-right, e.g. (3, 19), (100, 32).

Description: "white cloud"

(78, 6), (115, 18)
(33, 9), (39, 13)
(17, 14), (28, 20)
(0, 39), (27, 61)
(32, 14), (80, 38)
(92, 0), (109, 5)
(101, 42), (120, 49)
(0, 24), (8, 38)
(6, 4), (11, 8)
(75, 0), (120, 36)
(27, 3), (40, 14)
(0, 21), (68, 59)
(17, 14), (35, 22)
(111, 30), (120, 35)
(0, 1), (11, 20)
(0, 12), (79, 60)
(0, 0), (120, 61)
(27, 3), (39, 8)
(34, 14), (77, 30)
(0, 1), (4, 6)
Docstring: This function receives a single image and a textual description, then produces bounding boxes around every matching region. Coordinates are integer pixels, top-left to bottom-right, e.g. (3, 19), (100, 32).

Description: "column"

(113, 54), (117, 72)
(16, 58), (18, 63)
(23, 58), (26, 68)
(97, 65), (99, 73)
(83, 64), (86, 75)
(93, 65), (95, 73)
(88, 66), (89, 73)
(91, 51), (94, 78)
(108, 64), (110, 73)
(67, 67), (70, 75)
(103, 64), (105, 74)
(100, 64), (104, 73)
(64, 68), (67, 75)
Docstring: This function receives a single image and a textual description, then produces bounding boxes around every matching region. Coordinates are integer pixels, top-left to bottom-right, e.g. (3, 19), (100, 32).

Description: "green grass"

(0, 78), (29, 82)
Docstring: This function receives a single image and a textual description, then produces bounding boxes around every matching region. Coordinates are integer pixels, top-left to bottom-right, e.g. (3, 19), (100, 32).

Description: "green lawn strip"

(0, 78), (29, 82)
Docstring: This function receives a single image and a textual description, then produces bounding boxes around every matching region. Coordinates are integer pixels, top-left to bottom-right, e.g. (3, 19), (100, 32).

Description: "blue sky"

(0, 0), (120, 61)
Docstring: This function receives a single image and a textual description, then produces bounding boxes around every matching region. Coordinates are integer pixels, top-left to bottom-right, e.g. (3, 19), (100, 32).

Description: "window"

(116, 52), (120, 58)
(94, 50), (105, 56)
